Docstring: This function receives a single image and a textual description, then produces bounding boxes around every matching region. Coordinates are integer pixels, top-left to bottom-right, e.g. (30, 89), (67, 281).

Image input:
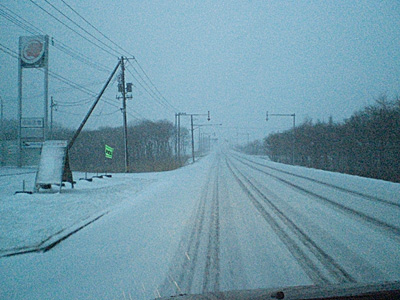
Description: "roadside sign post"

(104, 145), (114, 177)
(17, 35), (49, 167)
(105, 145), (114, 159)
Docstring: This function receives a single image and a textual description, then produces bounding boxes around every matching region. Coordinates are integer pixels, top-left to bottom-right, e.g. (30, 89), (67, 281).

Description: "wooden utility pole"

(120, 57), (129, 172)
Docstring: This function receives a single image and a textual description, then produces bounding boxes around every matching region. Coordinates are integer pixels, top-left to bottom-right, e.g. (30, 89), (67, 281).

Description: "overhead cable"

(28, 0), (117, 58)
(0, 5), (110, 73)
(133, 58), (178, 112)
(126, 61), (176, 113)
(59, 0), (133, 58)
(42, 0), (123, 57)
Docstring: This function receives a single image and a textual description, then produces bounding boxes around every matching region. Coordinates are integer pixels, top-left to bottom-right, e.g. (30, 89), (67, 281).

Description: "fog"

(1, 1), (400, 143)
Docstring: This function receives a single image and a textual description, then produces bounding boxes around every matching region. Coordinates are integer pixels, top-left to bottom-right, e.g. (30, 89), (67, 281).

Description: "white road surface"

(1, 148), (400, 299)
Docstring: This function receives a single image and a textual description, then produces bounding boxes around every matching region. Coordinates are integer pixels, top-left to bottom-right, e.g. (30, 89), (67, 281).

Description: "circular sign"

(21, 38), (45, 65)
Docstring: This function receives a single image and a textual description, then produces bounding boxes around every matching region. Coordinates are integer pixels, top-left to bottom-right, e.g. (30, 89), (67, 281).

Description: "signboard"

(105, 145), (114, 159)
(21, 118), (44, 128)
(19, 35), (48, 68)
(34, 140), (73, 192)
(21, 118), (44, 139)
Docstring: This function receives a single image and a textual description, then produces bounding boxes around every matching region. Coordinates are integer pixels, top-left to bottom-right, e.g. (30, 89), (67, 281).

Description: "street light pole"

(266, 111), (296, 165)
(193, 123), (222, 155)
(191, 115), (195, 163)
(178, 111), (210, 163)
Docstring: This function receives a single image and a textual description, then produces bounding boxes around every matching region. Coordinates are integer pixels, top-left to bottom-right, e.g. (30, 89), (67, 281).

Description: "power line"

(59, 0), (133, 58)
(56, 98), (94, 107)
(50, 1), (179, 113)
(0, 5), (111, 73)
(2, 3), (180, 115)
(126, 61), (176, 113)
(56, 108), (120, 117)
(1, 38), (144, 123)
(133, 58), (178, 112)
(53, 42), (110, 73)
(0, 42), (18, 59)
(42, 0), (123, 57)
(1, 3), (169, 122)
(28, 0), (117, 58)
(125, 66), (171, 112)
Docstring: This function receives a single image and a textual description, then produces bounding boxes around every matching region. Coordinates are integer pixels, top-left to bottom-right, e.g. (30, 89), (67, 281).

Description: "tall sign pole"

(17, 35), (49, 167)
(43, 35), (49, 141)
(17, 47), (23, 167)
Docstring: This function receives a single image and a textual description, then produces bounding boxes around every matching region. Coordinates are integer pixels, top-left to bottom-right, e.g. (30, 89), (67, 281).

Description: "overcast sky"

(1, 0), (400, 144)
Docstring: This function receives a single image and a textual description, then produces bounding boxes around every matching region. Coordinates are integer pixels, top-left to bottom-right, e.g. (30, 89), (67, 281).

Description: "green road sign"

(105, 145), (114, 159)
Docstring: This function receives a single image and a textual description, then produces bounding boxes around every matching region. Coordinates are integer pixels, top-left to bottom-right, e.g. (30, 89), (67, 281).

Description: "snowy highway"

(1, 149), (400, 299)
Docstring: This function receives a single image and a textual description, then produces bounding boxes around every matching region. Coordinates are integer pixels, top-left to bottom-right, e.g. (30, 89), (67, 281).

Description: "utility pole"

(177, 113), (182, 163)
(191, 115), (195, 163)
(120, 57), (129, 172)
(0, 95), (4, 166)
(177, 111), (210, 163)
(116, 57), (133, 172)
(266, 111), (296, 165)
(178, 113), (181, 161)
(194, 123), (222, 155)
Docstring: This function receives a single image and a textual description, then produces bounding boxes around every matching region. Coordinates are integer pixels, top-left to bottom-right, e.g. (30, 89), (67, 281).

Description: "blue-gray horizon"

(1, 0), (399, 144)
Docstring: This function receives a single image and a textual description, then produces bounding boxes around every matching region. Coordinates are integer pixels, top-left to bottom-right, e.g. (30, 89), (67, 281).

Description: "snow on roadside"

(234, 151), (400, 202)
(0, 168), (156, 256)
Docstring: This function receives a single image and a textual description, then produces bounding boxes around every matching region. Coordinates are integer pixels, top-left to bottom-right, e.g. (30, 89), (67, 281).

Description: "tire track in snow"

(232, 152), (400, 209)
(232, 154), (400, 241)
(226, 157), (356, 285)
(227, 155), (387, 283)
(159, 160), (215, 296)
(1, 212), (108, 257)
(202, 160), (220, 293)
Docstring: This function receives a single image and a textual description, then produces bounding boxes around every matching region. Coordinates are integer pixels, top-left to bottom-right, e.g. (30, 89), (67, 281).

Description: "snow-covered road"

(1, 149), (400, 299)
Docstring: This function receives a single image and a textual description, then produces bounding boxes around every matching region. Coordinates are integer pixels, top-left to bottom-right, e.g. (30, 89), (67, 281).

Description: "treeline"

(264, 98), (400, 182)
(61, 120), (180, 172)
(239, 98), (400, 182)
(2, 119), (183, 172)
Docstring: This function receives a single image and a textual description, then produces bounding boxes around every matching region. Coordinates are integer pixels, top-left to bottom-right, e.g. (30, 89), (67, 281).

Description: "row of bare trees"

(1, 119), (181, 172)
(66, 120), (180, 172)
(263, 98), (400, 182)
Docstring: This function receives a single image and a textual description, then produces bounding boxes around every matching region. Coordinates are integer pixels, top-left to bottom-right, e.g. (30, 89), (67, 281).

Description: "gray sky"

(1, 0), (400, 144)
